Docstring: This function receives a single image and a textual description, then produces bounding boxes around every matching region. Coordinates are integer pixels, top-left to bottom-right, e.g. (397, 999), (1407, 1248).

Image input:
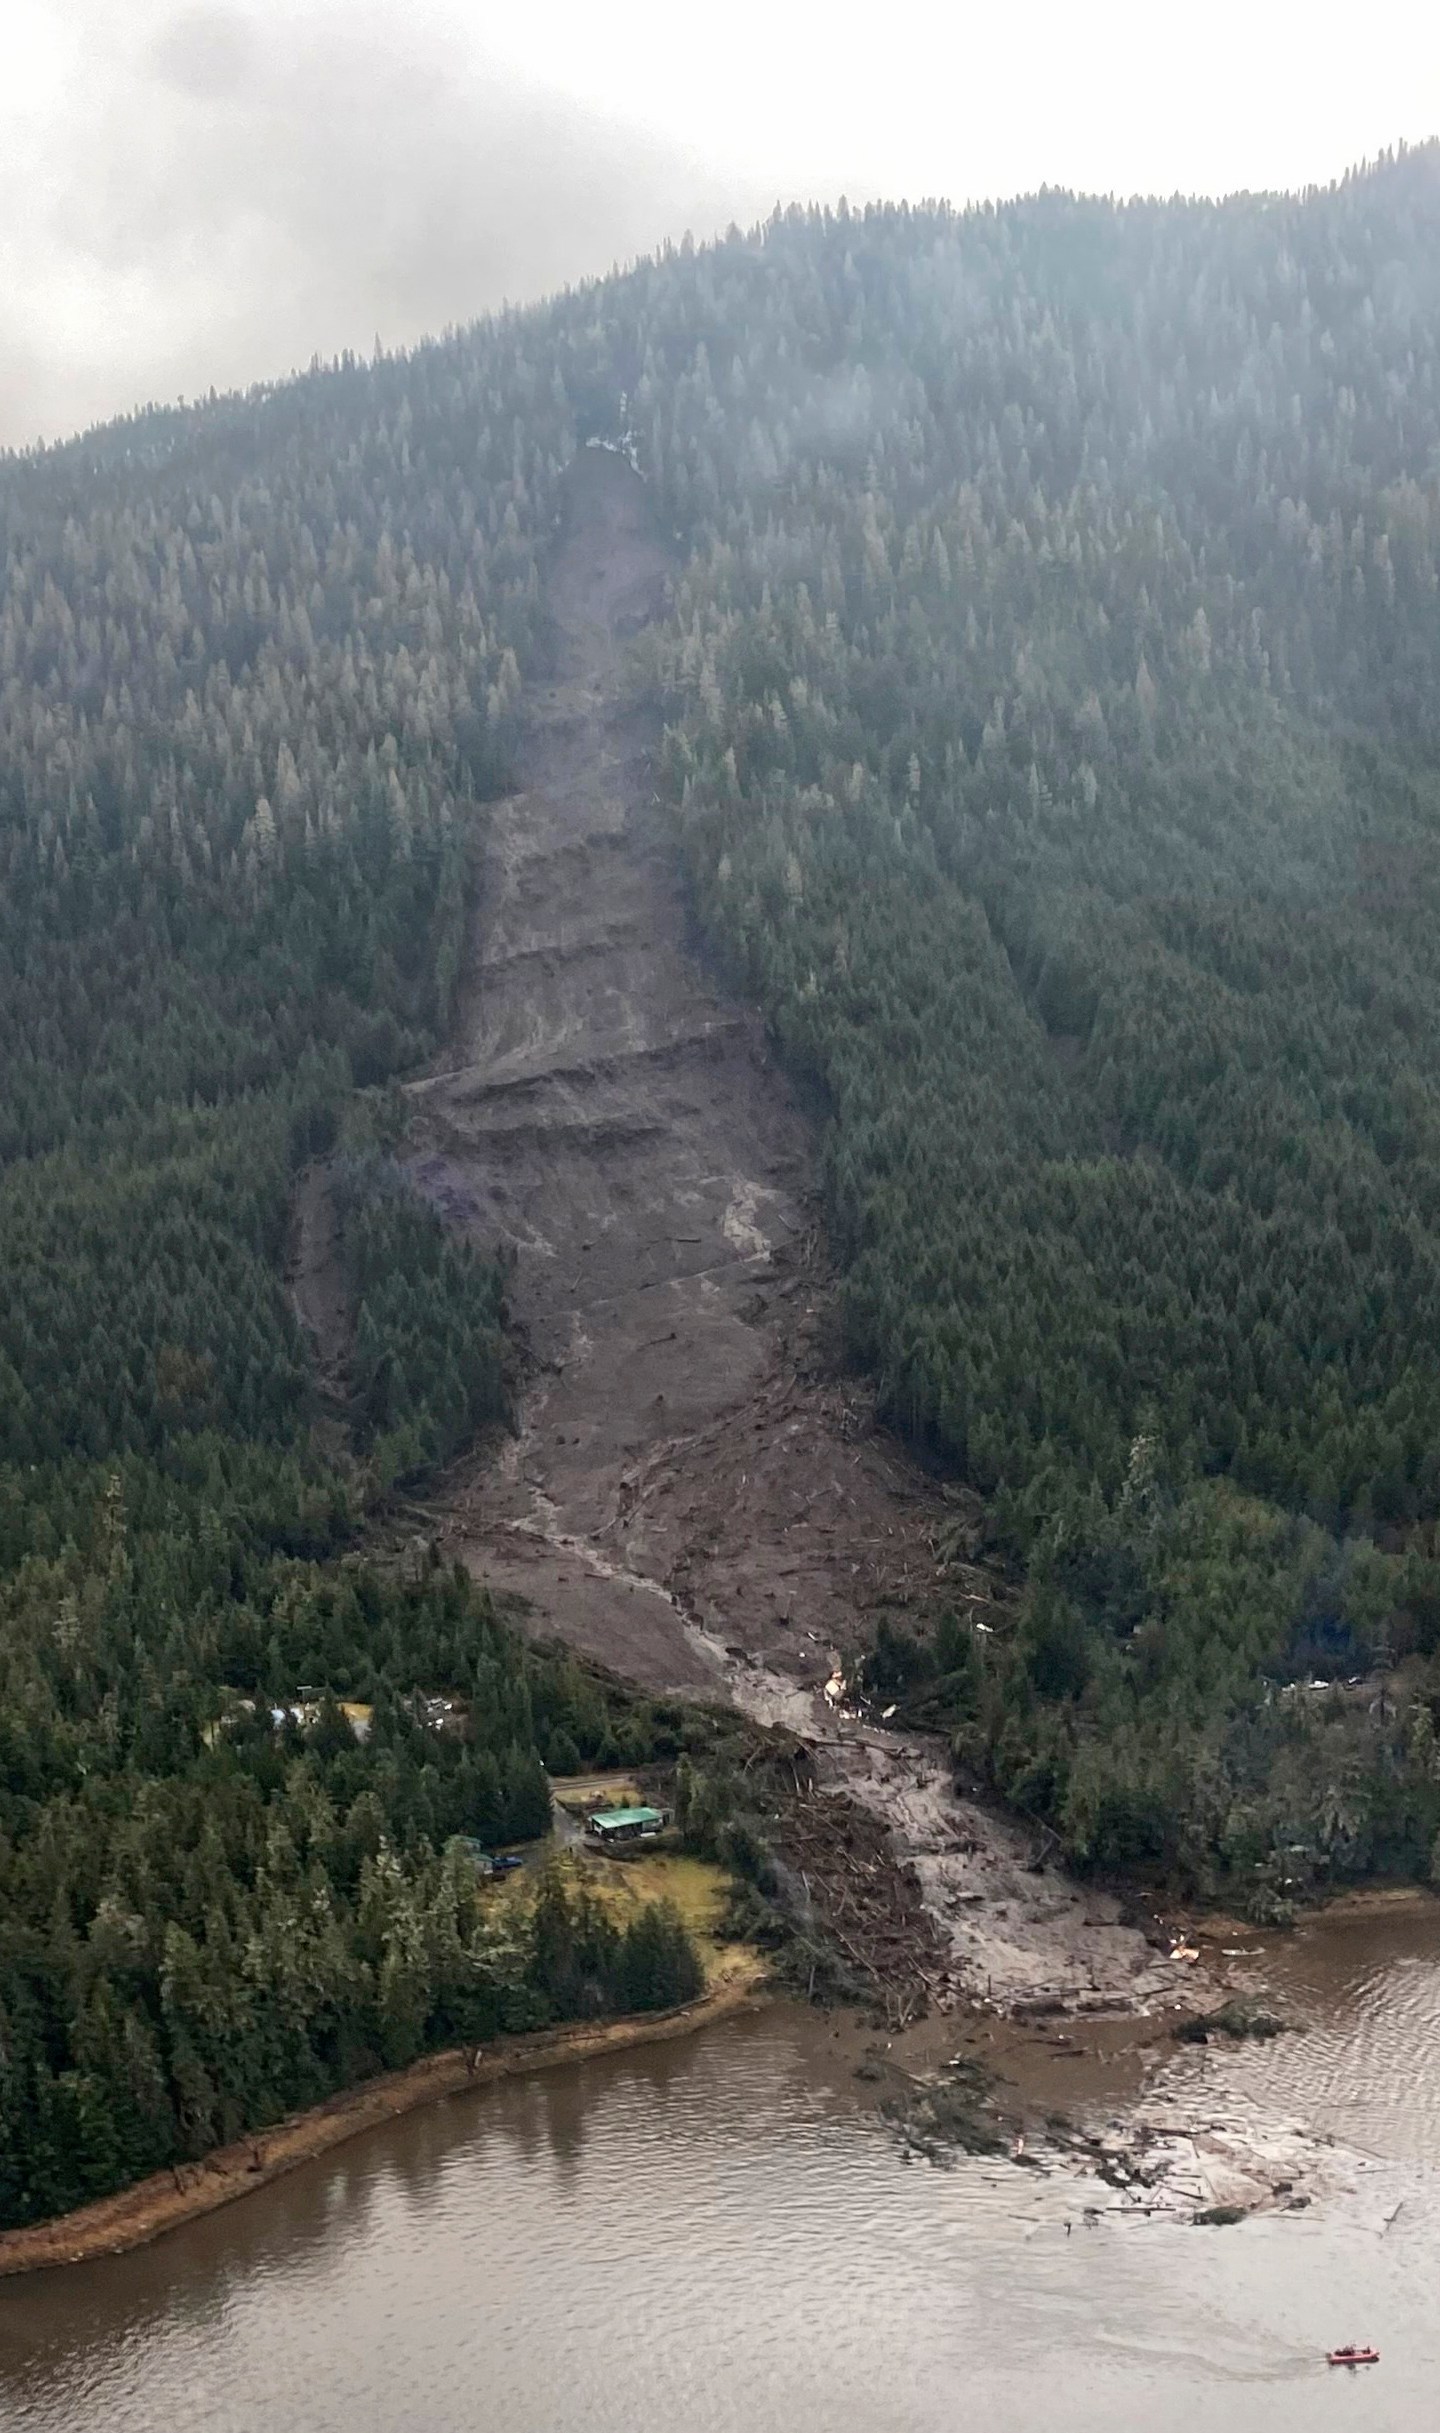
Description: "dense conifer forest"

(7, 144), (1440, 2222)
(0, 316), (692, 2224)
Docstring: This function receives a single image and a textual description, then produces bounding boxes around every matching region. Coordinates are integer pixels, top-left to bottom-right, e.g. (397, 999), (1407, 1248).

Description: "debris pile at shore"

(1054, 2112), (1325, 2220)
(873, 2056), (1389, 2228)
(773, 1782), (953, 2021)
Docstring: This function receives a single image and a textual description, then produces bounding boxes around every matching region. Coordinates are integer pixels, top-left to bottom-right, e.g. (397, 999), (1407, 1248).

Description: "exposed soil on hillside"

(405, 446), (965, 1696)
(391, 446), (1214, 2021)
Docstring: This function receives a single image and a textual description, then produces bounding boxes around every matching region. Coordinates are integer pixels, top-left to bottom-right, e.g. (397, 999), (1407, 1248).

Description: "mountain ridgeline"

(6, 149), (1440, 2218)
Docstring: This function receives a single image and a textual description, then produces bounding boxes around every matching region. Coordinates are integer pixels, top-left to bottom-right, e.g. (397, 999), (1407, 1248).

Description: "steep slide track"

(386, 449), (1204, 2019)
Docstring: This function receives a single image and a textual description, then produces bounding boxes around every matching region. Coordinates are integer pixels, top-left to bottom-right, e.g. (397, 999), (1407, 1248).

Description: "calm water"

(4, 1904), (1440, 2433)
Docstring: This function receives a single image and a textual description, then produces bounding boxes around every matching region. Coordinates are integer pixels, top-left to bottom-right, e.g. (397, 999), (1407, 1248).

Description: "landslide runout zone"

(402, 447), (1199, 2018)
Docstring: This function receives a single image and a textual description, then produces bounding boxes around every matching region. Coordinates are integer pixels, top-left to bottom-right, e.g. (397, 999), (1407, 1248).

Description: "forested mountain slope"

(8, 147), (1440, 2220)
(0, 337), (682, 2226)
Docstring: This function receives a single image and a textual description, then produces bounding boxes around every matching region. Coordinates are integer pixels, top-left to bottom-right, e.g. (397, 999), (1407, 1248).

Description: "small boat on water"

(1327, 2345), (1380, 2367)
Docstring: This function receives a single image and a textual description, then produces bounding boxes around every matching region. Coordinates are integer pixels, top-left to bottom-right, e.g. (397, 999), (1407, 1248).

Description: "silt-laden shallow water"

(3, 1901), (1440, 2433)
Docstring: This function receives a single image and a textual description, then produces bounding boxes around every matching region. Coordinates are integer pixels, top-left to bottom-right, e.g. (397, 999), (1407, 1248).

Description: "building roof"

(589, 1805), (666, 1829)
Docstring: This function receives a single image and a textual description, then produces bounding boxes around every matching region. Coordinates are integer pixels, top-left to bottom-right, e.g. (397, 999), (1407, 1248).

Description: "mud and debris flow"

(392, 448), (1210, 2022)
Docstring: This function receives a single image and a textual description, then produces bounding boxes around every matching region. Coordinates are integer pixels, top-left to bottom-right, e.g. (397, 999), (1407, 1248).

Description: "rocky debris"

(286, 1159), (351, 1404)
(709, 1651), (1220, 2023)
(1050, 2109), (1338, 2222)
(871, 2059), (1359, 2227)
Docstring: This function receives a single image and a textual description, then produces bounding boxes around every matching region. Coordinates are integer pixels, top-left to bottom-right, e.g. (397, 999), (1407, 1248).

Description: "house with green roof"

(584, 1804), (668, 1846)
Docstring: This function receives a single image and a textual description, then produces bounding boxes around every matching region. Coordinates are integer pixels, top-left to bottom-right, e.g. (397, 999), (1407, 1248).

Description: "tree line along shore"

(0, 1965), (763, 2277)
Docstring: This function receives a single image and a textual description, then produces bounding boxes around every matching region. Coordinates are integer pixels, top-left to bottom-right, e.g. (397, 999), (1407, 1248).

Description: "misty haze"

(0, 0), (774, 448)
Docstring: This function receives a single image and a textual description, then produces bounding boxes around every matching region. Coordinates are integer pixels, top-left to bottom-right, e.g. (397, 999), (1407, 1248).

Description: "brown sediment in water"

(0, 1974), (764, 2280)
(12, 1931), (1440, 2433)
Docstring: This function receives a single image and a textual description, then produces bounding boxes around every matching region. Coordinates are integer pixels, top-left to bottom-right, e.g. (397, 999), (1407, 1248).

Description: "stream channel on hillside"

(4, 1896), (1439, 2433)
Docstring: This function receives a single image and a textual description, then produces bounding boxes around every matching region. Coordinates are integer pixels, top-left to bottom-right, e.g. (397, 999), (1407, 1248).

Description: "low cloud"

(0, 0), (768, 448)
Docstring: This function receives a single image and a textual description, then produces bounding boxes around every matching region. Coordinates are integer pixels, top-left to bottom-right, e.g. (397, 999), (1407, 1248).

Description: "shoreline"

(0, 1974), (765, 2280)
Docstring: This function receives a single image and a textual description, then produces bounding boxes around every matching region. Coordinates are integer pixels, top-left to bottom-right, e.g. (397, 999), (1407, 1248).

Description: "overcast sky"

(3, 0), (1438, 450)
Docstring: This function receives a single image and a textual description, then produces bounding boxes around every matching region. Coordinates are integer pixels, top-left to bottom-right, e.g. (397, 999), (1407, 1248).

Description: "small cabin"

(584, 1804), (668, 1846)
